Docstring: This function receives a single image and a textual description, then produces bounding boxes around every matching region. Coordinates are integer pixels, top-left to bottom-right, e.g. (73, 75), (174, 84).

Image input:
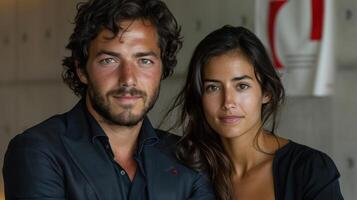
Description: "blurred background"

(0, 0), (356, 199)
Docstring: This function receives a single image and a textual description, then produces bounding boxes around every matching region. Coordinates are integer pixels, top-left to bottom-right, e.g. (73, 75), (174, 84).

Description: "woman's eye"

(99, 58), (116, 65)
(205, 85), (220, 92)
(237, 83), (250, 90)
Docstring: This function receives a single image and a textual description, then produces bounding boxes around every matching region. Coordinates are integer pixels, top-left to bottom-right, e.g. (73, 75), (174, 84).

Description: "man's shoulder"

(151, 130), (202, 175)
(11, 101), (84, 146)
(9, 113), (68, 148)
(149, 129), (215, 199)
(151, 129), (180, 155)
(27, 113), (67, 134)
(155, 129), (180, 144)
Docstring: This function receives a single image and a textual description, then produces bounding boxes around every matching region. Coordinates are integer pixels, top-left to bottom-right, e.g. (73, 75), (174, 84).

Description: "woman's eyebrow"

(232, 75), (253, 81)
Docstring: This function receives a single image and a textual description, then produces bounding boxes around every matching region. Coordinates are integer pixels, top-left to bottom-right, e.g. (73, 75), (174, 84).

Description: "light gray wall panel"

(0, 0), (17, 81)
(336, 0), (357, 67)
(148, 76), (185, 131)
(332, 68), (357, 198)
(16, 0), (60, 80)
(276, 97), (334, 154)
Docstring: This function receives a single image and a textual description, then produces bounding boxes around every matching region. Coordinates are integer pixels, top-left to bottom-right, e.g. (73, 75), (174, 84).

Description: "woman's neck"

(221, 130), (280, 179)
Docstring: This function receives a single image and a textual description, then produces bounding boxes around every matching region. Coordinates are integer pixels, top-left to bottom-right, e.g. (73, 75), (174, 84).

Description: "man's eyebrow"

(134, 51), (159, 58)
(95, 50), (120, 58)
(95, 50), (159, 58)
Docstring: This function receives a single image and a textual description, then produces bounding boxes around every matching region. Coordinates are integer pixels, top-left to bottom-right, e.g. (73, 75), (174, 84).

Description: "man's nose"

(118, 62), (137, 87)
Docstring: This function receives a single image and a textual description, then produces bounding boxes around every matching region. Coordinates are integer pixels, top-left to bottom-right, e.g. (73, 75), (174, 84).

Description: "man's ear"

(76, 61), (88, 84)
(262, 92), (271, 104)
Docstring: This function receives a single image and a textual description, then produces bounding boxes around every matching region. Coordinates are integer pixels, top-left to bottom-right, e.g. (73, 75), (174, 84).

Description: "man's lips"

(218, 115), (244, 123)
(112, 95), (142, 104)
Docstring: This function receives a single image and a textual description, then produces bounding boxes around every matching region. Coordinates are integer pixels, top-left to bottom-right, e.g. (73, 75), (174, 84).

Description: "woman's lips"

(218, 115), (244, 124)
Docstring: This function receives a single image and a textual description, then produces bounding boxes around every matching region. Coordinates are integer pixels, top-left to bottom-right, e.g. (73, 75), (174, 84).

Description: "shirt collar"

(137, 117), (159, 153)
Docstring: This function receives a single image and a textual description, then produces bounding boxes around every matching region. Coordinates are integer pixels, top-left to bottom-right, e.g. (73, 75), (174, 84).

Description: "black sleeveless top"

(273, 141), (344, 200)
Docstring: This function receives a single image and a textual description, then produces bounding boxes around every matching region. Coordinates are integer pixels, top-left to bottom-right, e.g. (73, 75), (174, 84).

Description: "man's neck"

(86, 99), (142, 181)
(99, 118), (141, 182)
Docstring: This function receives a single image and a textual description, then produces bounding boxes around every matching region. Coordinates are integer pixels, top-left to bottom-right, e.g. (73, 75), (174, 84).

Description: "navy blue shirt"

(85, 109), (158, 200)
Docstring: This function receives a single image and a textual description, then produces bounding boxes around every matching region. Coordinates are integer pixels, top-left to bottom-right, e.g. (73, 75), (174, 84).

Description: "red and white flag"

(255, 0), (335, 96)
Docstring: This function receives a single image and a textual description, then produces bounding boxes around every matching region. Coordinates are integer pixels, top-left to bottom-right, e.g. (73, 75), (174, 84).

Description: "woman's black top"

(273, 141), (344, 200)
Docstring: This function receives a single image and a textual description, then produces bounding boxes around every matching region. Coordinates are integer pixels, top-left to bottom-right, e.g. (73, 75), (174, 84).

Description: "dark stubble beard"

(88, 81), (160, 127)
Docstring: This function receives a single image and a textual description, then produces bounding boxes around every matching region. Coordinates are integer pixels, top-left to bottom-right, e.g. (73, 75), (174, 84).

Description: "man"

(2, 0), (215, 199)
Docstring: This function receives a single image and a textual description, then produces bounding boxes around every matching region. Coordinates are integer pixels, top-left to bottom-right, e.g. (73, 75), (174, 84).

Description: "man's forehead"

(96, 19), (157, 40)
(88, 19), (161, 56)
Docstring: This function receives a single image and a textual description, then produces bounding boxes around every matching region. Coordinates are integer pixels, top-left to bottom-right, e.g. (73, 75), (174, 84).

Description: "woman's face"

(202, 51), (270, 139)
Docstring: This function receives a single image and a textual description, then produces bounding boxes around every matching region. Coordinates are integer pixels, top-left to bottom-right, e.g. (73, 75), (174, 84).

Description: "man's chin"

(108, 111), (144, 127)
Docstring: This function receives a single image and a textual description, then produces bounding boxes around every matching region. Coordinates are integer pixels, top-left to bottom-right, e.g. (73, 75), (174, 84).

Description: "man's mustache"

(108, 87), (147, 97)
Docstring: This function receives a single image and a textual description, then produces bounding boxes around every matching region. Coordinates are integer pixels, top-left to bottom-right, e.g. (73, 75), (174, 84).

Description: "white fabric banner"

(255, 0), (335, 96)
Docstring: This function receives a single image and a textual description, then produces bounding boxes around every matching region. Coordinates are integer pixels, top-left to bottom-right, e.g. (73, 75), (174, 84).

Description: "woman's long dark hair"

(168, 26), (285, 200)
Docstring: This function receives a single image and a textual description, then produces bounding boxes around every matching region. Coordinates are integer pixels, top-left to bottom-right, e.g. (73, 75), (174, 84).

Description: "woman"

(169, 26), (343, 200)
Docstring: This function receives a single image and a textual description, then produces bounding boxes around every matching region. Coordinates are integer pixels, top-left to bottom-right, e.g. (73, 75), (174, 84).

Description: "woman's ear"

(76, 61), (88, 84)
(262, 92), (271, 104)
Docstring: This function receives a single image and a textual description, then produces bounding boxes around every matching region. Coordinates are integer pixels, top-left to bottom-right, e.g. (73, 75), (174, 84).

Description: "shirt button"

(120, 170), (126, 175)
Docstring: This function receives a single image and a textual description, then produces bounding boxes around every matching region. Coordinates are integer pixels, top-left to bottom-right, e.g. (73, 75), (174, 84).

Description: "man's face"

(78, 19), (162, 126)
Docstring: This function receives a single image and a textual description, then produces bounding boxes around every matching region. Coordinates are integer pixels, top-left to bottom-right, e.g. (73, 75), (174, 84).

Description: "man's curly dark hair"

(62, 0), (182, 97)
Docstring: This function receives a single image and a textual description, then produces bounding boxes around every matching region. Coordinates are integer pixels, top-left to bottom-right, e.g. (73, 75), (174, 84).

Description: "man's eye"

(99, 58), (116, 65)
(139, 59), (154, 65)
